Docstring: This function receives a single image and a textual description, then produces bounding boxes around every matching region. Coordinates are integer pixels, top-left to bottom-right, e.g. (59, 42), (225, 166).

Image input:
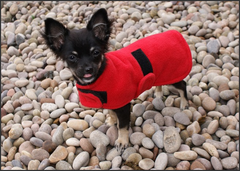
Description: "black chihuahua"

(42, 8), (192, 152)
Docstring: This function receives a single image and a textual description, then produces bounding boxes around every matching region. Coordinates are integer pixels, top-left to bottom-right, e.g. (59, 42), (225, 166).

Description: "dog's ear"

(87, 8), (111, 41)
(43, 18), (68, 52)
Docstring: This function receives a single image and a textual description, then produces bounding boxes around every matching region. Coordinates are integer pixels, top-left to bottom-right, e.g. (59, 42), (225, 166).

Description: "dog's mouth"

(81, 73), (96, 84)
(83, 74), (93, 79)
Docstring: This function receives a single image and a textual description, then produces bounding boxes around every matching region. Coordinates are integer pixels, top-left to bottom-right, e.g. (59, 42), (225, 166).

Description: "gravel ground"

(1, 1), (239, 170)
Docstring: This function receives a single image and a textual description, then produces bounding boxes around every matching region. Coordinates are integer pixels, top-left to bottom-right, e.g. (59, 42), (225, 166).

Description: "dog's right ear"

(42, 18), (68, 52)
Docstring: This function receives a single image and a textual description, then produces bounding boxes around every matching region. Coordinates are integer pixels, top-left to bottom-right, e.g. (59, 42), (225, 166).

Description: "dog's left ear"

(87, 8), (111, 41)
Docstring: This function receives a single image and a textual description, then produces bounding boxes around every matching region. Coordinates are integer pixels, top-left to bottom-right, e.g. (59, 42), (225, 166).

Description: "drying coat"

(76, 30), (192, 109)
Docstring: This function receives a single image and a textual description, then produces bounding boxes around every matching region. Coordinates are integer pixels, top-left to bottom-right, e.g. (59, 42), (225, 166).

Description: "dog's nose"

(85, 66), (93, 74)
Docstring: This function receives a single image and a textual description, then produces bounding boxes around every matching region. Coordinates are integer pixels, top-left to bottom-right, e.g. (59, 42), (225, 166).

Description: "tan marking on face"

(72, 51), (78, 55)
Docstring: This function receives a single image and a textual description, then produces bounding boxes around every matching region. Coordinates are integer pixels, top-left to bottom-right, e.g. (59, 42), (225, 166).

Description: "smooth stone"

(211, 156), (223, 170)
(65, 102), (79, 112)
(52, 125), (64, 145)
(207, 39), (220, 54)
(139, 158), (154, 170)
(15, 79), (29, 87)
(66, 138), (80, 146)
(99, 161), (112, 170)
(192, 147), (211, 159)
(161, 13), (176, 24)
(192, 134), (206, 146)
(173, 112), (190, 125)
(142, 123), (155, 138)
(132, 104), (145, 116)
(72, 151), (89, 170)
(79, 138), (94, 153)
(112, 156), (122, 168)
(35, 131), (52, 141)
(188, 25), (200, 35)
(219, 90), (235, 100)
(50, 108), (66, 118)
(55, 160), (73, 170)
(126, 153), (142, 165)
(143, 110), (160, 120)
(130, 132), (146, 145)
(142, 137), (154, 149)
(31, 148), (50, 161)
(30, 137), (43, 147)
(106, 125), (118, 146)
(187, 121), (201, 136)
(28, 160), (40, 170)
(209, 87), (220, 101)
(152, 130), (164, 148)
(139, 147), (154, 159)
(174, 151), (198, 160)
(19, 141), (35, 153)
(122, 147), (136, 161)
(207, 120), (219, 134)
(152, 97), (165, 111)
(67, 119), (88, 131)
(116, 32), (127, 42)
(154, 113), (164, 126)
(155, 152), (168, 170)
(190, 160), (206, 170)
(212, 76), (229, 86)
(49, 145), (68, 163)
(221, 157), (238, 169)
(59, 68), (73, 80)
(202, 97), (216, 111)
(90, 130), (110, 148)
(176, 160), (190, 170)
(163, 126), (181, 153)
(53, 95), (63, 108)
(161, 107), (181, 117)
(9, 124), (23, 139)
(202, 142), (219, 158)
(106, 148), (121, 161)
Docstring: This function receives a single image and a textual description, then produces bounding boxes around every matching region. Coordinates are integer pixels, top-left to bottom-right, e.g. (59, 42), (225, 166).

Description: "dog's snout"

(85, 66), (93, 74)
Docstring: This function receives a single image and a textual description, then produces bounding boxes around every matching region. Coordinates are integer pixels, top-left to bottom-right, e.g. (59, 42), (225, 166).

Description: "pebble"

(139, 158), (154, 170)
(163, 126), (181, 153)
(130, 132), (146, 145)
(192, 134), (206, 146)
(202, 142), (219, 158)
(211, 156), (223, 170)
(31, 148), (50, 161)
(173, 112), (190, 125)
(72, 151), (89, 170)
(174, 151), (198, 160)
(152, 130), (164, 148)
(155, 153), (168, 170)
(49, 145), (68, 163)
(90, 130), (110, 148)
(221, 157), (238, 169)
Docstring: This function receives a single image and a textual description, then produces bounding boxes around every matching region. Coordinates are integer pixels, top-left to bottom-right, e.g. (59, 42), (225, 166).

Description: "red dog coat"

(76, 30), (192, 109)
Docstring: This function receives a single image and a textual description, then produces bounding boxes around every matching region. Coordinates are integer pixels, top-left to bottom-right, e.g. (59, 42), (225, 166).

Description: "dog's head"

(42, 8), (112, 85)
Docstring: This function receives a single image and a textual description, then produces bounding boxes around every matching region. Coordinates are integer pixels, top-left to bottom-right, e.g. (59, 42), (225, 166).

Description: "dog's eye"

(93, 50), (100, 57)
(68, 55), (76, 62)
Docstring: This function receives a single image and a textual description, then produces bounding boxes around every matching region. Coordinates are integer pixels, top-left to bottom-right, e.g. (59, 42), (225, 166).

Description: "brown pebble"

(152, 146), (158, 161)
(190, 160), (206, 170)
(42, 140), (57, 153)
(40, 98), (55, 104)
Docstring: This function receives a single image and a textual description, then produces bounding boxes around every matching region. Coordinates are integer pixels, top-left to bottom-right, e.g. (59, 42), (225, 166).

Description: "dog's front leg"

(113, 103), (131, 153)
(154, 86), (163, 99)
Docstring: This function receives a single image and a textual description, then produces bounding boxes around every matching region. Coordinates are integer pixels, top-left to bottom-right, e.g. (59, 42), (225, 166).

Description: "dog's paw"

(115, 138), (129, 153)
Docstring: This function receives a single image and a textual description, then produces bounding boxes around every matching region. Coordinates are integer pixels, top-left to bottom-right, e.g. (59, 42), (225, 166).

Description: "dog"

(42, 8), (192, 152)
